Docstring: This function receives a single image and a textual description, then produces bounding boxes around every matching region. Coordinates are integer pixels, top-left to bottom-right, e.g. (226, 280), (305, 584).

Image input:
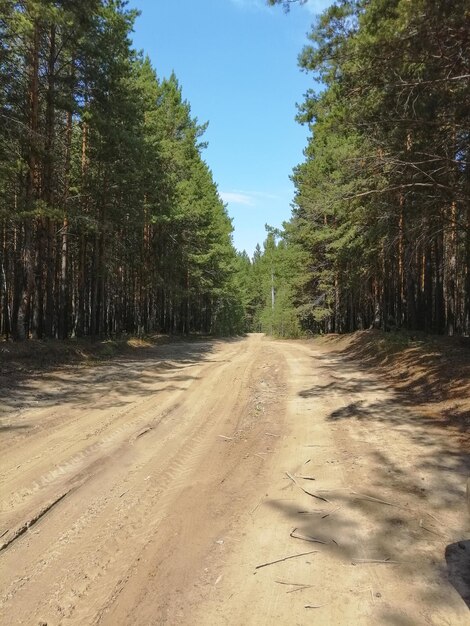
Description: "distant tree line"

(235, 230), (305, 338)
(0, 0), (243, 340)
(263, 0), (470, 336)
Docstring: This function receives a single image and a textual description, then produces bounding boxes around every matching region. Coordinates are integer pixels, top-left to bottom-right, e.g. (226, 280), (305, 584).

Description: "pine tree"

(0, 1), (246, 340)
(273, 0), (470, 336)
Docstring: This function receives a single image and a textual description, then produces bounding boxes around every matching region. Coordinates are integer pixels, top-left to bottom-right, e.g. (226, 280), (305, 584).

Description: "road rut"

(0, 335), (468, 625)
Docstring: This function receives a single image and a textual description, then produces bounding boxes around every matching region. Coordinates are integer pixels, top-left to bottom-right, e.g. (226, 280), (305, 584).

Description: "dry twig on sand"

(419, 519), (446, 538)
(255, 550), (318, 570)
(285, 472), (330, 503)
(290, 528), (329, 545)
(350, 491), (402, 508)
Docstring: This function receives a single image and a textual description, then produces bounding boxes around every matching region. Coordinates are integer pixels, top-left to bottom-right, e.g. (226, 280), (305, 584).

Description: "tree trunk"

(465, 205), (470, 334)
(446, 202), (457, 335)
(58, 102), (73, 339)
(43, 24), (57, 337)
(18, 18), (41, 339)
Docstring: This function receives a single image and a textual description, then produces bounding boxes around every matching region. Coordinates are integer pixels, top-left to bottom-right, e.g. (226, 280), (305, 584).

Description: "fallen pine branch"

(353, 491), (443, 527)
(297, 510), (327, 515)
(287, 585), (312, 593)
(286, 472), (330, 503)
(350, 491), (403, 508)
(290, 528), (329, 545)
(255, 550), (318, 570)
(135, 426), (152, 439)
(0, 488), (73, 553)
(424, 511), (443, 525)
(419, 519), (446, 538)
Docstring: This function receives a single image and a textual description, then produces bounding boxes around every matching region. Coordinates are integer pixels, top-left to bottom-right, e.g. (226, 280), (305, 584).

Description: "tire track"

(0, 337), (269, 625)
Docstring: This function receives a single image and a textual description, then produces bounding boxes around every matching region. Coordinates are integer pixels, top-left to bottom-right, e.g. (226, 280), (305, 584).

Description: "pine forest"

(1, 0), (469, 341)
(258, 0), (470, 337)
(0, 0), (243, 340)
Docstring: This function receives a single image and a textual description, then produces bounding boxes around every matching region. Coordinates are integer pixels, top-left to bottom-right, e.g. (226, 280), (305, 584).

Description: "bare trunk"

(18, 20), (41, 339)
(58, 102), (73, 339)
(43, 24), (56, 337)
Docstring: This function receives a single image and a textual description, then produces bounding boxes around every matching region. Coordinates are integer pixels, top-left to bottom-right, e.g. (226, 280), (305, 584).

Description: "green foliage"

(0, 0), (244, 339)
(238, 228), (306, 338)
(273, 0), (470, 336)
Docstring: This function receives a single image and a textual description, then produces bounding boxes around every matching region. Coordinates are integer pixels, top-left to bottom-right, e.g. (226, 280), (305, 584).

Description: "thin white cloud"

(245, 190), (280, 201)
(220, 189), (281, 206)
(220, 192), (255, 206)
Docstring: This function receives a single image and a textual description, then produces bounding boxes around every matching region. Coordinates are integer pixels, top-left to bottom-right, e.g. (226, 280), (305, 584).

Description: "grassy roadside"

(312, 329), (470, 443)
(0, 333), (245, 376)
(0, 335), (174, 375)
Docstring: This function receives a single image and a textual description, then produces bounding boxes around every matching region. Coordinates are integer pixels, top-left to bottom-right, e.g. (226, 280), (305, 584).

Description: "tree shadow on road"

(267, 348), (470, 622)
(0, 337), (245, 416)
(318, 329), (470, 432)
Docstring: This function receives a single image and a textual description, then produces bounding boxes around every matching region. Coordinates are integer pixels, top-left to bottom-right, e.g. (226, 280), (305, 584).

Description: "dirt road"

(0, 334), (469, 625)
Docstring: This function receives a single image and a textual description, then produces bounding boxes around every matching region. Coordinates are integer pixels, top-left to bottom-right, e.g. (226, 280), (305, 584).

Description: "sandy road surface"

(0, 334), (469, 625)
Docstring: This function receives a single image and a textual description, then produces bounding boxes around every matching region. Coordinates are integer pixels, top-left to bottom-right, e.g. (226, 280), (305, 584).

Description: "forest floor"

(0, 332), (469, 625)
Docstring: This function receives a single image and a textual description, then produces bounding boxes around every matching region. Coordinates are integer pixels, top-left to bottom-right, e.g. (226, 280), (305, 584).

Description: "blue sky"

(128, 0), (332, 257)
